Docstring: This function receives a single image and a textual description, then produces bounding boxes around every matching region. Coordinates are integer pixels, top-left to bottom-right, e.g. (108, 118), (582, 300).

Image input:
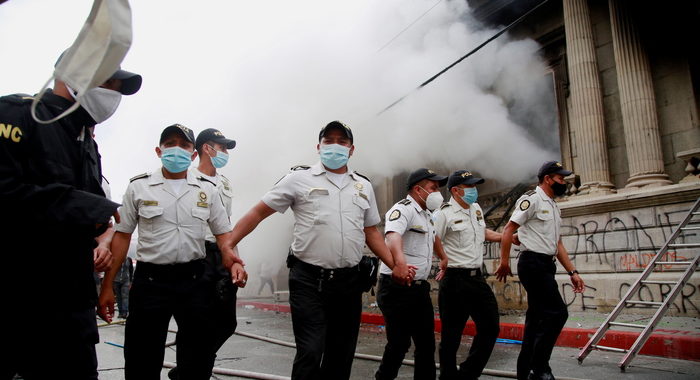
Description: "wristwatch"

(568, 269), (579, 276)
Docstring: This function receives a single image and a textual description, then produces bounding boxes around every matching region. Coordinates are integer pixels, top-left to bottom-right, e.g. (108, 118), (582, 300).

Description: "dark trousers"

(204, 241), (238, 357)
(438, 268), (500, 380)
(124, 260), (216, 380)
(288, 258), (363, 380)
(376, 275), (436, 380)
(516, 251), (568, 380)
(0, 307), (98, 380)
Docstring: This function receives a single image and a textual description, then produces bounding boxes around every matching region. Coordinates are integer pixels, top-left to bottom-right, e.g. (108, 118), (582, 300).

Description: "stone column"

(563, 0), (615, 194)
(609, 0), (671, 188)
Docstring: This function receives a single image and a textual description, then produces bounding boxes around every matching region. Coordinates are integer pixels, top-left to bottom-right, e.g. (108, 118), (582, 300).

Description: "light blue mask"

(319, 143), (350, 170)
(461, 187), (478, 204)
(160, 146), (192, 173)
(210, 150), (229, 169)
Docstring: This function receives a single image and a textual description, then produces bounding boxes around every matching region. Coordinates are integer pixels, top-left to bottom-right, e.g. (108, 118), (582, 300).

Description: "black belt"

(135, 259), (205, 281)
(288, 255), (358, 281)
(380, 274), (429, 286)
(522, 250), (556, 262)
(445, 267), (482, 277)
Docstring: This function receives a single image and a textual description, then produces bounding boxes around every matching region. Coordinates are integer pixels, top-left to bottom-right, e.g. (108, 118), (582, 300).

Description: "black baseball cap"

(195, 128), (236, 151)
(55, 50), (142, 95)
(407, 168), (448, 190)
(160, 124), (195, 145)
(447, 170), (485, 189)
(537, 160), (573, 180)
(319, 120), (353, 144)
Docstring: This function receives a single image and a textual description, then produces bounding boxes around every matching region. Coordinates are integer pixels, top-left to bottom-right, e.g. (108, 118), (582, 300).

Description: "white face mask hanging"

(31, 0), (133, 124)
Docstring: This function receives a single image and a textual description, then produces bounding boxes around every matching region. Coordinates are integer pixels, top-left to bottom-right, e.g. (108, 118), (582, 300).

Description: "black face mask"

(551, 181), (568, 197)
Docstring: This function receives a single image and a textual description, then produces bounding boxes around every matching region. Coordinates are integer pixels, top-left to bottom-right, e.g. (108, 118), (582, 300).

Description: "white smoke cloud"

(0, 0), (558, 294)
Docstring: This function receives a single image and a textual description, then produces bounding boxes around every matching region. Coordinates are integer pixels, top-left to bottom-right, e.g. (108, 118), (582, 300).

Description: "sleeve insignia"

(519, 199), (530, 211)
(388, 209), (401, 221)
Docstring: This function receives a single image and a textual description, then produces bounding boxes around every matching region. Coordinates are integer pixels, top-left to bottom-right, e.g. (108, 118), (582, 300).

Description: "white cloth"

(116, 168), (232, 264)
(433, 197), (486, 268)
(509, 186), (561, 256)
(379, 195), (435, 280)
(192, 168), (234, 242)
(261, 162), (380, 269)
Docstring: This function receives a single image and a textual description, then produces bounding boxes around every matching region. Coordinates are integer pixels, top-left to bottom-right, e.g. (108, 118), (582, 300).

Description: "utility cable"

(376, 0), (443, 53)
(377, 0), (550, 116)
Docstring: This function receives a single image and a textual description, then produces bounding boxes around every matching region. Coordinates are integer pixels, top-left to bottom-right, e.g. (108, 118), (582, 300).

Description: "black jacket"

(0, 90), (119, 309)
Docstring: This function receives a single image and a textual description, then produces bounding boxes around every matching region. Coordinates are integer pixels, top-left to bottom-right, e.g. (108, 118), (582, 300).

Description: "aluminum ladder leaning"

(576, 196), (700, 371)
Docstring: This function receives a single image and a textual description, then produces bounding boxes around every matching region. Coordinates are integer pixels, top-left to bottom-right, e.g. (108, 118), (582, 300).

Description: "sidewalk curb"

(238, 301), (700, 362)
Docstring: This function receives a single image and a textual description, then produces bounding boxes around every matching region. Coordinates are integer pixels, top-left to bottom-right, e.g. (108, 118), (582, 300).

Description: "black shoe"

(527, 370), (555, 380)
(168, 367), (178, 380)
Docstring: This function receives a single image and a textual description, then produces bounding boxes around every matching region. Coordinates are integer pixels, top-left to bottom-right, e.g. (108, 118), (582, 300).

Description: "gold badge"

(519, 200), (530, 211)
(199, 191), (207, 202)
(388, 210), (401, 221)
(143, 200), (159, 206)
(476, 209), (483, 221)
(461, 171), (472, 178)
(354, 182), (363, 190)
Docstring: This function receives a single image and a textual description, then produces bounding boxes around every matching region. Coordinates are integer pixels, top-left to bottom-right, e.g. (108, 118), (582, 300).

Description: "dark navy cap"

(160, 124), (195, 145)
(537, 160), (572, 179)
(319, 120), (353, 143)
(407, 168), (447, 190)
(55, 50), (142, 95)
(447, 170), (485, 189)
(196, 128), (236, 151)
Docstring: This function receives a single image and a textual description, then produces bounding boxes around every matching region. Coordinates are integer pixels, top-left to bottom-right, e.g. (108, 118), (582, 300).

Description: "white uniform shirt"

(192, 168), (234, 243)
(262, 162), (380, 269)
(433, 197), (486, 268)
(509, 186), (561, 256)
(116, 168), (232, 264)
(379, 195), (435, 280)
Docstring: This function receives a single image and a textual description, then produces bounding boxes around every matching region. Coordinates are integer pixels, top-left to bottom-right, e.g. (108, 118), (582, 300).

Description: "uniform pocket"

(138, 206), (163, 219)
(306, 188), (330, 225)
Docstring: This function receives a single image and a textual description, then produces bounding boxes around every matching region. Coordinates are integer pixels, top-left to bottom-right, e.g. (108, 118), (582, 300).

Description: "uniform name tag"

(143, 200), (159, 206)
(454, 220), (463, 224)
(357, 192), (368, 201)
(197, 202), (209, 208)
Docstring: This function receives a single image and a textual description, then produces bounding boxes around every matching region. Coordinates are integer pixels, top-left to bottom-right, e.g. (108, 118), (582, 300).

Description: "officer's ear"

(316, 143), (321, 153)
(348, 144), (354, 157)
(190, 151), (198, 161)
(155, 146), (162, 158)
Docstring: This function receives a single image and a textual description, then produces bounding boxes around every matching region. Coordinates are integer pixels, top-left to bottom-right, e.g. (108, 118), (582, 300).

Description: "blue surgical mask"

(208, 145), (229, 169)
(461, 187), (478, 205)
(160, 146), (192, 173)
(319, 143), (350, 170)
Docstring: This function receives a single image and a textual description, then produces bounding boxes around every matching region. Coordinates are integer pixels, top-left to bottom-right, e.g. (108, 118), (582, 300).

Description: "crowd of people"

(0, 54), (585, 380)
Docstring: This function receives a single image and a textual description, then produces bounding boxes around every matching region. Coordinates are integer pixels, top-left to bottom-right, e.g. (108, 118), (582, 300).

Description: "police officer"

(0, 59), (141, 379)
(228, 121), (395, 380)
(375, 168), (448, 380)
(434, 170), (502, 380)
(495, 161), (585, 380)
(97, 124), (246, 380)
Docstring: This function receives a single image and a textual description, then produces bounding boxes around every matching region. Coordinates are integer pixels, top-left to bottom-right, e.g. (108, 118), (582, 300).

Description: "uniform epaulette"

(353, 171), (371, 182)
(0, 94), (34, 105)
(398, 199), (411, 206)
(440, 202), (451, 210)
(197, 176), (216, 186)
(129, 173), (149, 182)
(291, 165), (311, 171)
(525, 190), (536, 196)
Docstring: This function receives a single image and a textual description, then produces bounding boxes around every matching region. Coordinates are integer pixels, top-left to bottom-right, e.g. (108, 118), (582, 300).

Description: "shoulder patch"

(353, 171), (371, 182)
(388, 209), (401, 221)
(398, 199), (411, 206)
(519, 199), (531, 211)
(129, 173), (149, 182)
(440, 202), (451, 210)
(197, 176), (216, 186)
(291, 165), (311, 171)
(525, 190), (536, 196)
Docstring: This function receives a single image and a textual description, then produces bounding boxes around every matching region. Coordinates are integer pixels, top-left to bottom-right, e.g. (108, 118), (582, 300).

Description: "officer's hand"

(392, 263), (413, 286)
(435, 269), (445, 281)
(571, 273), (585, 293)
(93, 245), (113, 272)
(222, 249), (245, 270)
(97, 287), (116, 323)
(512, 233), (521, 246)
(231, 263), (248, 288)
(495, 263), (512, 283)
(113, 210), (121, 224)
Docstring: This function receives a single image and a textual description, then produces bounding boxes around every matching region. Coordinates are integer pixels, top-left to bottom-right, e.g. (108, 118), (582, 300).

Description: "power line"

(376, 0), (444, 53)
(376, 0), (550, 116)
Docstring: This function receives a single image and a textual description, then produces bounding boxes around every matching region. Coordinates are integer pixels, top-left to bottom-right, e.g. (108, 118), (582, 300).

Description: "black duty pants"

(438, 268), (500, 380)
(203, 241), (238, 359)
(124, 260), (216, 380)
(516, 251), (568, 380)
(288, 258), (362, 380)
(376, 275), (436, 380)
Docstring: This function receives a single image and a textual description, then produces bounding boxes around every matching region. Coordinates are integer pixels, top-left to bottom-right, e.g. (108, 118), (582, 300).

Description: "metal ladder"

(577, 197), (700, 371)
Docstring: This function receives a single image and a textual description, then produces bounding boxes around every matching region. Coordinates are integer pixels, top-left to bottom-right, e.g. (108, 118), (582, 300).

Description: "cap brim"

(464, 177), (485, 185)
(554, 169), (573, 176)
(428, 175), (448, 187)
(110, 69), (142, 95)
(213, 137), (236, 149)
